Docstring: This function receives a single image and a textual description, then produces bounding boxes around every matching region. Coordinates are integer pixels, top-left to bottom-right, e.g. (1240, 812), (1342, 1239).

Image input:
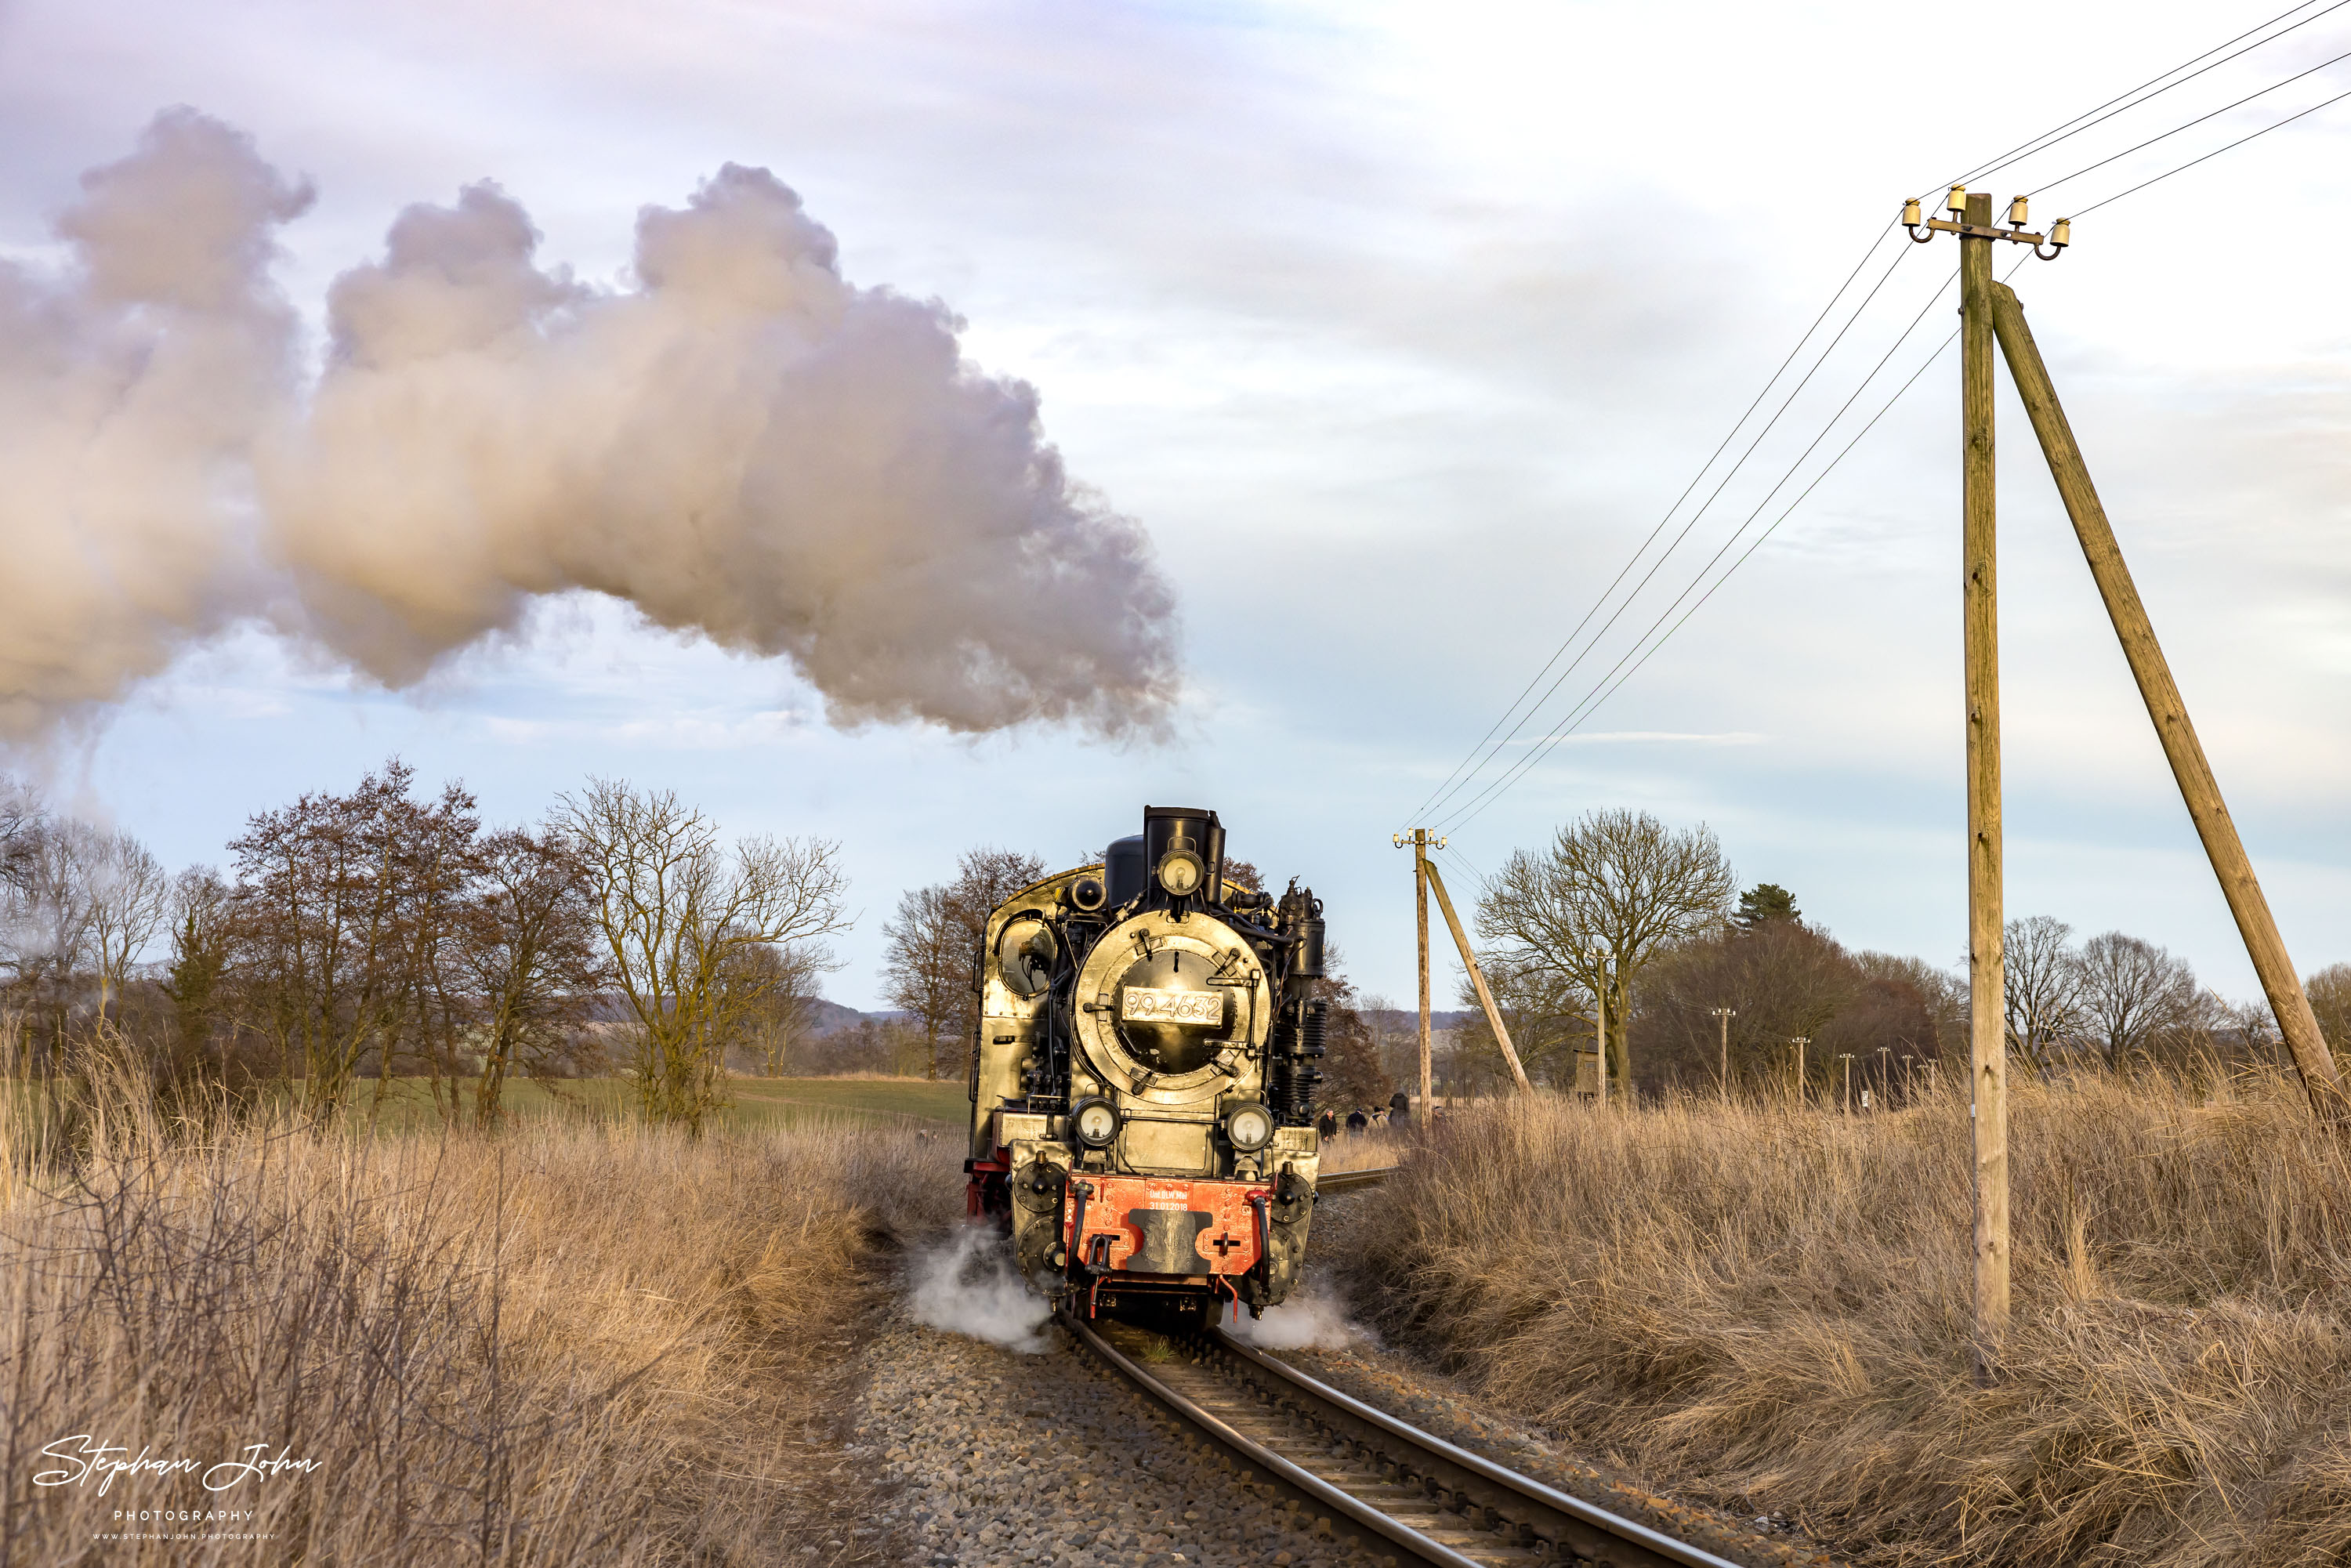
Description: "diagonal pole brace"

(1988, 279), (2347, 1124)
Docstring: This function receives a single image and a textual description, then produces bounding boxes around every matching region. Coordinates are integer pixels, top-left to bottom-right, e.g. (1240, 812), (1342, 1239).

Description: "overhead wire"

(1393, 223), (1905, 831)
(1444, 34), (2351, 828)
(1583, 59), (2351, 731)
(1433, 256), (1975, 835)
(1404, 4), (2351, 838)
(1929, 0), (2344, 194)
(1404, 235), (1922, 830)
(2069, 77), (2351, 214)
(1434, 842), (1489, 896)
(1438, 263), (2022, 838)
(2027, 36), (2351, 196)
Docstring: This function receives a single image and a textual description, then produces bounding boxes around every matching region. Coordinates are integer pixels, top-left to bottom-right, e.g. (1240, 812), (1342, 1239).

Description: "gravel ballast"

(855, 1298), (1374, 1568)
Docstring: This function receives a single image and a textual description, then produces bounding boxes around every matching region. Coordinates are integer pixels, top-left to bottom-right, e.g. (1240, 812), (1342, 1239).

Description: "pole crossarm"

(1987, 281), (2347, 1122)
(1918, 216), (2053, 244)
(1421, 860), (1534, 1095)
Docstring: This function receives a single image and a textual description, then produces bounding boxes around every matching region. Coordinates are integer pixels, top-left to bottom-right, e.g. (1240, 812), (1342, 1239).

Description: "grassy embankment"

(0, 1071), (964, 1565)
(339, 1074), (975, 1135)
(1317, 1121), (1411, 1175)
(0, 1073), (972, 1139)
(0, 1062), (1393, 1563)
(1324, 1073), (2351, 1567)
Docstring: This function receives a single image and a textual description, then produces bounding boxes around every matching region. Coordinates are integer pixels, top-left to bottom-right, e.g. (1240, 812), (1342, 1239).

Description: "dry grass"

(1326, 1071), (2351, 1567)
(0, 1059), (962, 1565)
(1320, 1123), (1412, 1174)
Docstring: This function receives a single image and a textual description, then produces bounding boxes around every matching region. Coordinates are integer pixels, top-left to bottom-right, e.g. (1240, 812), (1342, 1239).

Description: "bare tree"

(0, 775), (40, 899)
(944, 848), (1048, 1074)
(881, 847), (1045, 1081)
(799, 1013), (929, 1076)
(560, 780), (851, 1131)
(1637, 920), (1869, 1097)
(2003, 915), (2084, 1073)
(2075, 932), (2199, 1069)
(723, 939), (839, 1077)
(82, 828), (171, 1023)
(1451, 951), (1591, 1090)
(390, 782), (487, 1120)
(880, 885), (964, 1081)
(228, 759), (480, 1120)
(458, 827), (605, 1126)
(1476, 809), (1735, 1094)
(6, 818), (103, 1065)
(1856, 951), (1968, 1059)
(2310, 962), (2351, 1060)
(1357, 993), (1427, 1092)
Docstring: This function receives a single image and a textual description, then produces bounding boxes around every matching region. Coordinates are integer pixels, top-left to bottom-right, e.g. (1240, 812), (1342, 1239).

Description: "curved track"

(1063, 1309), (1748, 1568)
(1311, 1164), (1400, 1194)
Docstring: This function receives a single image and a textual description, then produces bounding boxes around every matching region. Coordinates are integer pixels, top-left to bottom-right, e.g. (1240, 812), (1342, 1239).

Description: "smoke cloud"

(0, 110), (1180, 744)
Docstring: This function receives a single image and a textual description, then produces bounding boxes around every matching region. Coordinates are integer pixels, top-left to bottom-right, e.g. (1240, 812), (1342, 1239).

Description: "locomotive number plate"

(1120, 987), (1221, 1025)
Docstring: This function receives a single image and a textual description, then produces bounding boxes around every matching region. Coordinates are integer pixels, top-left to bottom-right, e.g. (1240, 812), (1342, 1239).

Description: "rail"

(1315, 1164), (1400, 1194)
(1060, 1308), (1748, 1568)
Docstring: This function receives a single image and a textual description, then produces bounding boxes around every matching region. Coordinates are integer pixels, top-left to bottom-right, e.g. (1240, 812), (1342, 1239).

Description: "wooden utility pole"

(1712, 1007), (1734, 1097)
(1790, 1035), (1809, 1103)
(1987, 283), (2347, 1123)
(1840, 1053), (1854, 1114)
(1422, 860), (1534, 1094)
(1593, 954), (1610, 1108)
(1959, 188), (2011, 1380)
(1397, 830), (1436, 1120)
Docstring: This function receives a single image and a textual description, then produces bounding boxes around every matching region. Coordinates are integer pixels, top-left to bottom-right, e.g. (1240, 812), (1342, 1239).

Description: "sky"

(2, 0), (2346, 1009)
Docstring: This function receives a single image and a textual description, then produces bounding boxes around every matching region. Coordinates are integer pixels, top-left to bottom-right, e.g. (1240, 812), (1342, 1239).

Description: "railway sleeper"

(1098, 1316), (1736, 1568)
(1205, 1330), (1746, 1568)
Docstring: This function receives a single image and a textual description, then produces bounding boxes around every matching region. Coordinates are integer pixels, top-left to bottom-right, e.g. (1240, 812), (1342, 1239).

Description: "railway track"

(1063, 1309), (1747, 1568)
(1311, 1164), (1400, 1194)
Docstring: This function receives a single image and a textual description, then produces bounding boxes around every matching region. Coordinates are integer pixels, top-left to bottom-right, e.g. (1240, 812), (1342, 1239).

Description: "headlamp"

(1156, 849), (1205, 897)
(1070, 1097), (1121, 1148)
(1223, 1102), (1275, 1153)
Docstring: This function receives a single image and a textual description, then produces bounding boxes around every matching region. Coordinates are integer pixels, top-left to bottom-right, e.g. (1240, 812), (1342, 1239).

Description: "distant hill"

(806, 1001), (1461, 1036)
(1363, 1009), (1476, 1032)
(585, 993), (904, 1033)
(805, 999), (910, 1035)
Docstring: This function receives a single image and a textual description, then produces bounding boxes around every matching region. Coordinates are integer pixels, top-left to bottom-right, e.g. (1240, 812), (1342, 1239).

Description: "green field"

(723, 1075), (973, 1127)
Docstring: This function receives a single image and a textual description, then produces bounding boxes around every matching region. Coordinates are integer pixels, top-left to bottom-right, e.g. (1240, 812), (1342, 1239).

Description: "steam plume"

(907, 1226), (1054, 1354)
(0, 110), (310, 739)
(0, 111), (1180, 743)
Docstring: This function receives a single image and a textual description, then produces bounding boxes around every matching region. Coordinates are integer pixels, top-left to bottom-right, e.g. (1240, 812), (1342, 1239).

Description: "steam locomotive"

(965, 806), (1328, 1325)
